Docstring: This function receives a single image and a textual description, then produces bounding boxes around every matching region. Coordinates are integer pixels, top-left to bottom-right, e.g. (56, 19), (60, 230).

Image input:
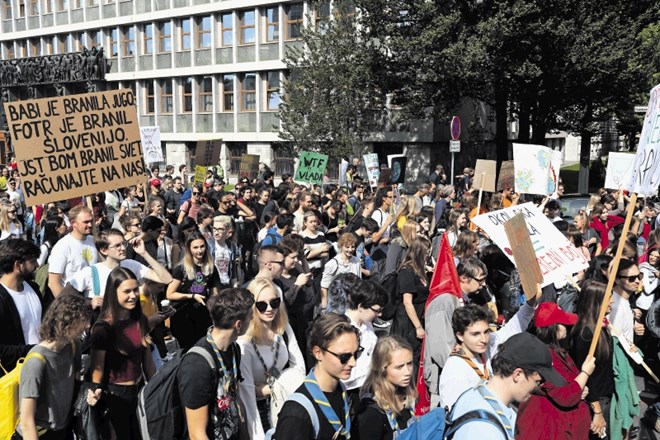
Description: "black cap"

(497, 332), (566, 387)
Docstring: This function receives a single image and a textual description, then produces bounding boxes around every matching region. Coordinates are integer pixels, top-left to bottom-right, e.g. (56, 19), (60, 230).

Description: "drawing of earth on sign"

(392, 162), (401, 183)
(515, 169), (535, 193)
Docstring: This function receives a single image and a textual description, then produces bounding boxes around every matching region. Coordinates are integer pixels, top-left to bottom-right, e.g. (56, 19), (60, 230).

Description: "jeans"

(106, 382), (142, 440)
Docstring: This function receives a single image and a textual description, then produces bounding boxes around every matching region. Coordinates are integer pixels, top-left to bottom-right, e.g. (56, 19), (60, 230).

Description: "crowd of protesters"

(1, 158), (660, 440)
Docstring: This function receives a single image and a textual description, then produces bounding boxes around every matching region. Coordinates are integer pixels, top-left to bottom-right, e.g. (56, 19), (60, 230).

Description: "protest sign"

(4, 90), (144, 206)
(472, 202), (589, 287)
(339, 159), (349, 186)
(140, 126), (162, 164)
(387, 155), (407, 185)
(512, 143), (562, 195)
(627, 83), (660, 196)
(239, 154), (260, 181)
(364, 153), (380, 188)
(504, 213), (543, 300)
(472, 159), (497, 192)
(194, 165), (207, 184)
(195, 139), (222, 167)
(605, 152), (635, 190)
(497, 160), (515, 191)
(295, 151), (328, 185)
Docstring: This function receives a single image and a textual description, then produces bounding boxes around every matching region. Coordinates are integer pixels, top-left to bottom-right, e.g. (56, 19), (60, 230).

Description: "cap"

(149, 178), (161, 187)
(496, 332), (566, 387)
(534, 302), (577, 328)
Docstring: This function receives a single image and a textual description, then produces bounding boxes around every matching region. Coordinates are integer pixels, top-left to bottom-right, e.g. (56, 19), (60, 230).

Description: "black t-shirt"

(397, 267), (429, 305)
(274, 383), (348, 440)
(177, 337), (243, 440)
(353, 397), (413, 440)
(172, 264), (221, 300)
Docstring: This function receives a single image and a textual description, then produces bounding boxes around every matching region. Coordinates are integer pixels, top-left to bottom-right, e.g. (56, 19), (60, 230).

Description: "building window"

(313, 1), (330, 29)
(286, 3), (303, 40)
(49, 0), (68, 12)
(265, 72), (280, 111)
(239, 10), (255, 45)
(180, 18), (191, 51)
(241, 73), (256, 112)
(197, 16), (211, 49)
(144, 23), (153, 54)
(220, 13), (232, 47)
(145, 81), (155, 114)
(222, 74), (234, 112)
(28, 38), (39, 57)
(17, 0), (25, 18)
(4, 42), (14, 59)
(228, 143), (247, 175)
(182, 77), (193, 113)
(87, 0), (98, 5)
(159, 21), (172, 52)
(88, 30), (101, 48)
(199, 76), (213, 113)
(109, 28), (118, 57)
(71, 32), (83, 51)
(28, 0), (38, 15)
(56, 34), (67, 53)
(160, 80), (173, 114)
(264, 6), (279, 42)
(3, 1), (12, 19)
(122, 26), (135, 57)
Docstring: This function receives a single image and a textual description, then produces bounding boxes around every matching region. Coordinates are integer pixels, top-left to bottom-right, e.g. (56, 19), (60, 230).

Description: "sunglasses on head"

(255, 297), (281, 313)
(618, 273), (643, 282)
(322, 346), (364, 364)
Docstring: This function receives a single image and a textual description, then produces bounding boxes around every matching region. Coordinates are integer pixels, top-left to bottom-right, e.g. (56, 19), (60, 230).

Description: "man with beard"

(0, 239), (44, 375)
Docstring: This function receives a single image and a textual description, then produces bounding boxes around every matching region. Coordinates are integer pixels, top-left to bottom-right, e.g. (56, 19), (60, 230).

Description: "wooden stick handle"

(588, 192), (638, 358)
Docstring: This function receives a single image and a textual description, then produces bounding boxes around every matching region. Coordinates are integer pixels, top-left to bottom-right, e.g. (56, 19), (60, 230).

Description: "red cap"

(149, 178), (161, 187)
(534, 302), (577, 328)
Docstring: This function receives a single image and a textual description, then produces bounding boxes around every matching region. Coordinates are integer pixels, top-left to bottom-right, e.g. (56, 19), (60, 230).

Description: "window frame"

(241, 73), (257, 112)
(158, 20), (172, 53)
(145, 80), (155, 114)
(109, 28), (119, 58)
(219, 13), (233, 47)
(180, 17), (191, 51)
(122, 25), (135, 58)
(265, 72), (281, 111)
(28, 0), (38, 16)
(285, 3), (304, 41)
(196, 15), (211, 49)
(3, 0), (12, 19)
(181, 77), (193, 113)
(143, 23), (153, 55)
(264, 6), (279, 43)
(160, 79), (173, 114)
(239, 9), (255, 45)
(222, 74), (234, 112)
(198, 76), (213, 113)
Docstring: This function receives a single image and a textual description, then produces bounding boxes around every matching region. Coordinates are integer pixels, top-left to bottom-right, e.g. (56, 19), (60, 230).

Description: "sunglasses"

(618, 273), (643, 282)
(192, 192), (200, 195)
(255, 297), (281, 313)
(322, 346), (364, 365)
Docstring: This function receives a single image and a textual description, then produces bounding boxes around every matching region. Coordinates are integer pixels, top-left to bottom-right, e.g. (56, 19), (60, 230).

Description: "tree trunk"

(517, 101), (530, 143)
(495, 86), (509, 169)
(578, 102), (593, 194)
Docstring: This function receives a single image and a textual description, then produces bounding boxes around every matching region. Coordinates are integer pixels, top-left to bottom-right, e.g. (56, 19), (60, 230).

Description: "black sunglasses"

(255, 297), (281, 313)
(322, 347), (364, 365)
(618, 273), (643, 282)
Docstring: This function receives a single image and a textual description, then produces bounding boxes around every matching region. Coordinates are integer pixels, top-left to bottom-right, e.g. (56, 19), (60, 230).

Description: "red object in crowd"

(589, 215), (624, 249)
(425, 233), (462, 309)
(414, 339), (431, 417)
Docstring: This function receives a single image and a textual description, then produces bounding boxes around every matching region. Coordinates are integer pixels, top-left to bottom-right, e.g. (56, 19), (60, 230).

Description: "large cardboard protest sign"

(497, 160), (515, 191)
(472, 202), (589, 287)
(605, 152), (635, 190)
(140, 126), (162, 164)
(195, 139), (223, 167)
(627, 83), (660, 196)
(504, 213), (543, 300)
(295, 151), (328, 185)
(364, 153), (380, 188)
(512, 143), (562, 195)
(472, 159), (497, 192)
(4, 90), (144, 206)
(239, 154), (260, 181)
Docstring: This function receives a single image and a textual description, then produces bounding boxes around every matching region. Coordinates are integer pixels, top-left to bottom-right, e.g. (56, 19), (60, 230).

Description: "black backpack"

(379, 271), (400, 320)
(136, 347), (216, 440)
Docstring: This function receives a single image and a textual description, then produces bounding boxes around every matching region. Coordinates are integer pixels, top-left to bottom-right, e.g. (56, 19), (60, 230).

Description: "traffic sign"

(450, 140), (461, 153)
(450, 116), (461, 140)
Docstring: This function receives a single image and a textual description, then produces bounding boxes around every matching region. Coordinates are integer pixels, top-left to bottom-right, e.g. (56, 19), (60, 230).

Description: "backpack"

(379, 271), (400, 321)
(0, 352), (46, 440)
(136, 346), (216, 440)
(251, 233), (278, 273)
(265, 392), (319, 440)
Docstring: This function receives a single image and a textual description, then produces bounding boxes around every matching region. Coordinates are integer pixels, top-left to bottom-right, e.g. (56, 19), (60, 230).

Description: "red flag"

(414, 339), (431, 416)
(425, 233), (462, 311)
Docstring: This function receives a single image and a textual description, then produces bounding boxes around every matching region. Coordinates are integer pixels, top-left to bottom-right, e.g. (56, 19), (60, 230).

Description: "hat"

(496, 332), (566, 387)
(534, 302), (578, 328)
(149, 178), (161, 187)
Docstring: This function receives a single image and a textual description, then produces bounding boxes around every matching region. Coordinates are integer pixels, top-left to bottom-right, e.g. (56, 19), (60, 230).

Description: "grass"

(560, 162), (603, 194)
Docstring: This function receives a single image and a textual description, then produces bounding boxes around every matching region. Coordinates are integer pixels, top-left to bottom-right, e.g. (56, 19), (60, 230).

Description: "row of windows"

(3, 0), (181, 18)
(142, 72), (282, 115)
(1, 5), (306, 59)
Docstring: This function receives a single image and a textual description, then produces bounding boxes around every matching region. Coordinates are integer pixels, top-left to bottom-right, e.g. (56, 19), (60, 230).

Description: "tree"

(278, 0), (385, 159)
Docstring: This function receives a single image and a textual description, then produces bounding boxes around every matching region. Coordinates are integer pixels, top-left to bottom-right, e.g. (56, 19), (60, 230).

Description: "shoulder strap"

(186, 346), (216, 371)
(24, 352), (46, 364)
(446, 409), (509, 439)
(91, 265), (100, 297)
(288, 392), (320, 439)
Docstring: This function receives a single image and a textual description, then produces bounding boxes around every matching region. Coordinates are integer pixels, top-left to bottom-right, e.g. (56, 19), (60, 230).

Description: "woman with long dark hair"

(166, 231), (221, 350)
(88, 267), (156, 439)
(390, 239), (431, 374)
(171, 216), (198, 266)
(517, 302), (595, 439)
(354, 336), (417, 440)
(570, 280), (615, 439)
(37, 216), (66, 266)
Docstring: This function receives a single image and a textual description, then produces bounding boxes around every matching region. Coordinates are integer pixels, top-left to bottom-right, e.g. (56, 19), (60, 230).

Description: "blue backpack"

(396, 406), (508, 440)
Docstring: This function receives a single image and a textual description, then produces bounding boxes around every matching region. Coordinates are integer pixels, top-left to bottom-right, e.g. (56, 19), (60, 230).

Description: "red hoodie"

(590, 215), (624, 249)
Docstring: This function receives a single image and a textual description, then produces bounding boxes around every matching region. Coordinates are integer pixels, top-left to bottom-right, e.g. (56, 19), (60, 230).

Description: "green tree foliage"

(278, 0), (385, 159)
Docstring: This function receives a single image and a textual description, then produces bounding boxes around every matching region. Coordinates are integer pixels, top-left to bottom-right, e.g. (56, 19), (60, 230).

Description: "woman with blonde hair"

(0, 199), (23, 238)
(385, 220), (419, 274)
(394, 195), (417, 232)
(166, 231), (221, 350)
(238, 277), (305, 439)
(354, 335), (417, 439)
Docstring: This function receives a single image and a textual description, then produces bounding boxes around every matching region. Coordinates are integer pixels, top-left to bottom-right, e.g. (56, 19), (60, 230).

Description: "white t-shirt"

(439, 355), (489, 409)
(9, 222), (23, 239)
(609, 291), (634, 342)
(214, 242), (232, 285)
(343, 315), (378, 390)
(69, 259), (149, 298)
(3, 281), (42, 344)
(48, 234), (98, 286)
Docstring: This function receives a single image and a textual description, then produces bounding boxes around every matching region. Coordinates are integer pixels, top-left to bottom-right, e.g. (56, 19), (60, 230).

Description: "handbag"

(72, 382), (111, 440)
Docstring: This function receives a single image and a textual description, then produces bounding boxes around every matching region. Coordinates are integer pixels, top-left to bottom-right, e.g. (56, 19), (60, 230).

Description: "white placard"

(449, 140), (461, 153)
(140, 126), (163, 164)
(513, 143), (562, 196)
(472, 202), (589, 287)
(627, 83), (660, 196)
(363, 153), (380, 188)
(605, 152), (635, 190)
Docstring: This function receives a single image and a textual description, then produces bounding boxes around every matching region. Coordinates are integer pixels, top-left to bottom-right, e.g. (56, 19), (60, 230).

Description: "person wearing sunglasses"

(0, 199), (24, 239)
(274, 313), (360, 440)
(177, 183), (204, 226)
(611, 259), (646, 343)
(238, 278), (305, 439)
